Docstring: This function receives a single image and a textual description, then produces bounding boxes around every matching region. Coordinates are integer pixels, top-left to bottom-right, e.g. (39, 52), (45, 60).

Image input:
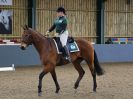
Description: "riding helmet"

(56, 7), (66, 15)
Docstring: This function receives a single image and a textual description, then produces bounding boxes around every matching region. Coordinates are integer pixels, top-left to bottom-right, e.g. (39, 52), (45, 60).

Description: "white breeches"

(59, 30), (68, 47)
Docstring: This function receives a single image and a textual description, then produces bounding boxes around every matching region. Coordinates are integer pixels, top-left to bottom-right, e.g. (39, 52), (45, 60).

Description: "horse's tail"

(94, 50), (104, 76)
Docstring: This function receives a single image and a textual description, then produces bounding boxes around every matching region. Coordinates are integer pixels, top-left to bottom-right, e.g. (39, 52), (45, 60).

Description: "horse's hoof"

(55, 88), (60, 93)
(38, 92), (42, 96)
(93, 89), (97, 92)
(55, 90), (59, 93)
(74, 84), (79, 89)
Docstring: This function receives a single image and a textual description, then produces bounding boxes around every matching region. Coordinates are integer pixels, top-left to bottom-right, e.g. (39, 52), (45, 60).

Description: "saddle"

(53, 37), (80, 54)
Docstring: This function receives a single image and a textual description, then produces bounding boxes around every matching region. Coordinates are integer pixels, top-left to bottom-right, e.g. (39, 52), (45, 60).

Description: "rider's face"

(57, 12), (64, 17)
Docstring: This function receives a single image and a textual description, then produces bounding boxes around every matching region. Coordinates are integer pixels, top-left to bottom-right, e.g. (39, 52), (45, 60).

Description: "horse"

(20, 25), (104, 96)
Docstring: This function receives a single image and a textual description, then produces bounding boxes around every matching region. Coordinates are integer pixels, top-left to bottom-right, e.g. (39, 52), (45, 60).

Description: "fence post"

(28, 0), (32, 28)
(96, 0), (105, 44)
(101, 0), (105, 44)
(32, 0), (36, 29)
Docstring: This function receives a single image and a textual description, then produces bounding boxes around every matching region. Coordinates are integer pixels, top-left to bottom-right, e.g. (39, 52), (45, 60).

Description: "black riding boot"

(63, 46), (71, 62)
(62, 47), (67, 58)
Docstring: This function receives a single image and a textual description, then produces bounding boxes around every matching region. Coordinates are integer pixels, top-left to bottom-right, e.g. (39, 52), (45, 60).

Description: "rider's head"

(56, 7), (66, 17)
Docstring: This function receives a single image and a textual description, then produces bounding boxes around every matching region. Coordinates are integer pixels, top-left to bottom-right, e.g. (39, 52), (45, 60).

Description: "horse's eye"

(25, 35), (28, 37)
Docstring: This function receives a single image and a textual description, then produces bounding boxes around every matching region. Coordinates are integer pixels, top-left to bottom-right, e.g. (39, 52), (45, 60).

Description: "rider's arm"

(48, 23), (56, 32)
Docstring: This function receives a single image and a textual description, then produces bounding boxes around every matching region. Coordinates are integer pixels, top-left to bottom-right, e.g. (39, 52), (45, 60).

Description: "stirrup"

(65, 56), (71, 62)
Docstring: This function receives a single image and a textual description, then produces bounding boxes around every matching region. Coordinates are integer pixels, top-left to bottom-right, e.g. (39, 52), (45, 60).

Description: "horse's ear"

(23, 24), (29, 30)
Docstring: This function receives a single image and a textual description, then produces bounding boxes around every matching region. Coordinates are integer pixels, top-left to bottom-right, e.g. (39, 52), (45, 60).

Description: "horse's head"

(20, 25), (33, 50)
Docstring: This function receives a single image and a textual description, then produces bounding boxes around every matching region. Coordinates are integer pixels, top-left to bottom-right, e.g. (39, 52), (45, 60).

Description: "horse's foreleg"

(50, 69), (60, 93)
(38, 63), (54, 96)
(38, 71), (47, 96)
(72, 61), (85, 89)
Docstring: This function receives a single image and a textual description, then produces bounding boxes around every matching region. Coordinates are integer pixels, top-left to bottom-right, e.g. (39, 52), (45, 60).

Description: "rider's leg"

(63, 45), (71, 60)
(59, 31), (71, 61)
(59, 31), (68, 47)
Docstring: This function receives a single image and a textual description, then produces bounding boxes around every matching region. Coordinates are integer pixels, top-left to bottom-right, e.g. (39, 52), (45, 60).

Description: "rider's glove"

(45, 31), (50, 36)
(54, 33), (58, 37)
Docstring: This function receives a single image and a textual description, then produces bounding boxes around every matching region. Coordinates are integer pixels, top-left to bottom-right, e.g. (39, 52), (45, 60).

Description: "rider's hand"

(45, 31), (49, 36)
(54, 33), (58, 37)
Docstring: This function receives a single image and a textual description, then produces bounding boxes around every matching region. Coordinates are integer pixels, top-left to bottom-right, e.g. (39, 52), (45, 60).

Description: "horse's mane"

(25, 28), (46, 43)
(29, 28), (46, 39)
(28, 28), (53, 51)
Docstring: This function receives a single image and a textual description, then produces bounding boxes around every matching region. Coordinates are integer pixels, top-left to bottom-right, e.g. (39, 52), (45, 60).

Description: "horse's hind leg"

(72, 59), (85, 89)
(50, 69), (60, 93)
(85, 60), (97, 92)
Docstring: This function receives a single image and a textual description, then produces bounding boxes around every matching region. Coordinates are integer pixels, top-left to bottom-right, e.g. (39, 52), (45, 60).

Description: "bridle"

(21, 32), (32, 45)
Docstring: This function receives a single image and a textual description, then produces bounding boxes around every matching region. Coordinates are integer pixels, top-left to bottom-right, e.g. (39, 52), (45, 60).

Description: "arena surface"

(0, 63), (133, 99)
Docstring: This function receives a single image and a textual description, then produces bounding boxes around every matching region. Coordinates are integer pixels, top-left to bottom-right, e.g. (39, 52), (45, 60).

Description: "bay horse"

(20, 25), (104, 96)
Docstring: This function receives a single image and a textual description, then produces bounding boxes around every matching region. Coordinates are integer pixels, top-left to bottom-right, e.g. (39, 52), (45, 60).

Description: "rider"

(46, 7), (71, 61)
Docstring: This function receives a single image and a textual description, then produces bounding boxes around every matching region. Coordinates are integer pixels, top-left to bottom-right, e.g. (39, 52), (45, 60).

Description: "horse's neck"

(32, 31), (48, 55)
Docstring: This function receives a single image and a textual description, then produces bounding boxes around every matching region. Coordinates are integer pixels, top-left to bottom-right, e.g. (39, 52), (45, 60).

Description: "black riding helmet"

(56, 7), (66, 15)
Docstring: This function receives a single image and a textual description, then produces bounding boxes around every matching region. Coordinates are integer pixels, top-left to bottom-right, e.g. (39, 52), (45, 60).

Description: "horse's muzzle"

(20, 46), (26, 50)
(20, 43), (27, 50)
